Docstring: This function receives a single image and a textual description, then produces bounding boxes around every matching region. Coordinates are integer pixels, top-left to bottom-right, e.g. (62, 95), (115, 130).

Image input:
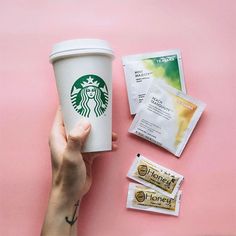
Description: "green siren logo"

(70, 74), (108, 117)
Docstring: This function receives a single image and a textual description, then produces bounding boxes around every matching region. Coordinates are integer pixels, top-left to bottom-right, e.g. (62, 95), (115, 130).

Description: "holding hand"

(41, 108), (118, 236)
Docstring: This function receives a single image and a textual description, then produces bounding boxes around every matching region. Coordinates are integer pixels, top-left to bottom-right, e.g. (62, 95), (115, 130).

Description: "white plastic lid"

(49, 39), (114, 63)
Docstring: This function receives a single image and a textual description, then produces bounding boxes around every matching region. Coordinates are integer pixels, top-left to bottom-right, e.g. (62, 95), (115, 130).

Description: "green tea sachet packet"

(127, 154), (184, 198)
(129, 79), (206, 157)
(126, 183), (182, 216)
(122, 49), (186, 115)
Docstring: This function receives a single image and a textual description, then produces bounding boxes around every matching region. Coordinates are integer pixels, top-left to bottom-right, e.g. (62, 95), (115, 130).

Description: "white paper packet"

(126, 183), (182, 216)
(127, 154), (184, 198)
(129, 79), (206, 157)
(122, 49), (186, 114)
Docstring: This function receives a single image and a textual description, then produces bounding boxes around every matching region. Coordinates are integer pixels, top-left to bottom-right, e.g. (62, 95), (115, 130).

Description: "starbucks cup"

(50, 39), (114, 152)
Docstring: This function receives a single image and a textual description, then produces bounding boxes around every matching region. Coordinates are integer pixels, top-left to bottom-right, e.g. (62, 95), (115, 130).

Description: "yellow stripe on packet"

(129, 79), (206, 157)
(127, 183), (182, 216)
(127, 154), (184, 198)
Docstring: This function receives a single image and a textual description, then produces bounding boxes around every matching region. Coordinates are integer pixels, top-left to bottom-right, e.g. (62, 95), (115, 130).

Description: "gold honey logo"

(135, 191), (145, 202)
(136, 191), (172, 206)
(137, 164), (177, 191)
(137, 165), (148, 176)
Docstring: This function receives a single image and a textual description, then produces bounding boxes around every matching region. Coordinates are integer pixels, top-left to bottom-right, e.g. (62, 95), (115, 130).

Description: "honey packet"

(122, 49), (186, 114)
(129, 79), (206, 157)
(127, 183), (181, 216)
(127, 154), (184, 198)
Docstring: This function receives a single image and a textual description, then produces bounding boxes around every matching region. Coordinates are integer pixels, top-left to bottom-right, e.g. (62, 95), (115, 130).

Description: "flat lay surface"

(0, 0), (235, 235)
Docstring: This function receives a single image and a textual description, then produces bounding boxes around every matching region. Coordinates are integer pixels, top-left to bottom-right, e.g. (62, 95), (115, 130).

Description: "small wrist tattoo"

(65, 200), (80, 226)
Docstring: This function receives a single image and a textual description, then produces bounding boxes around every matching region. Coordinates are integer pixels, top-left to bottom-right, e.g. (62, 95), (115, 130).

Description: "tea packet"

(127, 154), (184, 198)
(122, 49), (186, 114)
(127, 183), (181, 216)
(129, 79), (206, 157)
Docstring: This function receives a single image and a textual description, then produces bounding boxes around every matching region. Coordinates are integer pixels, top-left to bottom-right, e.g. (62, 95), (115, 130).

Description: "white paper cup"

(50, 39), (114, 153)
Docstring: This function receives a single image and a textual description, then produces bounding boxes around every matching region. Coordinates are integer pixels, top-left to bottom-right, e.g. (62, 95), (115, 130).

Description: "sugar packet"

(129, 79), (206, 157)
(127, 183), (181, 216)
(127, 154), (184, 198)
(122, 49), (186, 114)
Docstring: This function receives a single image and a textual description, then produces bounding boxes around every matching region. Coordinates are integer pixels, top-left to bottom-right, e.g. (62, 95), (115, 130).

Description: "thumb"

(67, 120), (91, 152)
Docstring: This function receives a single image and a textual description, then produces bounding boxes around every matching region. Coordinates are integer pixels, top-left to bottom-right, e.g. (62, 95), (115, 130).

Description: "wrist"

(51, 173), (84, 201)
(41, 187), (81, 236)
(49, 185), (81, 214)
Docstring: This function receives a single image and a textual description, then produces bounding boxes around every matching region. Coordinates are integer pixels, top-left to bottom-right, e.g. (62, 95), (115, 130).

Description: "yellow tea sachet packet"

(127, 183), (181, 216)
(127, 154), (184, 198)
(129, 79), (206, 157)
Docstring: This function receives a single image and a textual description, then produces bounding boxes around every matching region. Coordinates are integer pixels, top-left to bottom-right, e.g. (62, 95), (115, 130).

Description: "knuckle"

(68, 135), (82, 150)
(63, 150), (81, 168)
(48, 137), (53, 148)
(68, 133), (81, 144)
(48, 133), (55, 148)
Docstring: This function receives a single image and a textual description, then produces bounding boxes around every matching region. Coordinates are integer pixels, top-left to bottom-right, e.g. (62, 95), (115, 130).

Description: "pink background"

(0, 0), (235, 235)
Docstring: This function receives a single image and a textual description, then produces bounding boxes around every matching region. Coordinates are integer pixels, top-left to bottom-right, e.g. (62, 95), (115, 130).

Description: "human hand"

(49, 107), (118, 200)
(41, 108), (118, 236)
